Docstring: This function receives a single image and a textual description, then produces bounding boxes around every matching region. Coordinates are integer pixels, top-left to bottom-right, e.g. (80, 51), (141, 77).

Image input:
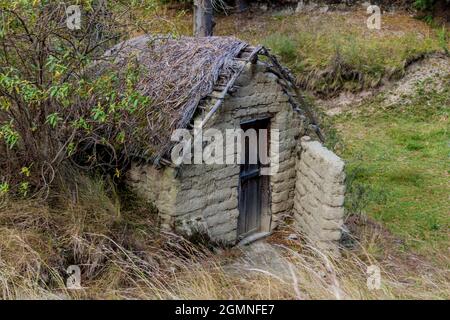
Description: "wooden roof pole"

(199, 46), (262, 128)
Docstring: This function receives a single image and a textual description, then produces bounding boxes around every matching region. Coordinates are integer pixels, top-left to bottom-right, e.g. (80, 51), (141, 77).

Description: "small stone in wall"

(296, 1), (318, 13)
(295, 1), (305, 13)
(319, 5), (329, 14)
(287, 233), (299, 241)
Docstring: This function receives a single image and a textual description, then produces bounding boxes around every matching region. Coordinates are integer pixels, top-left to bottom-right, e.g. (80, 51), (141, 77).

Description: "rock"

(319, 5), (329, 14)
(296, 1), (319, 13)
(336, 3), (348, 11)
(307, 2), (318, 11)
(260, 4), (268, 12)
(275, 8), (295, 16)
(288, 233), (299, 241)
(295, 0), (305, 13)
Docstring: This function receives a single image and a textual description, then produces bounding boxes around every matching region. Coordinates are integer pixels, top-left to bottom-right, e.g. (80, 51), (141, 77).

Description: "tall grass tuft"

(0, 176), (448, 299)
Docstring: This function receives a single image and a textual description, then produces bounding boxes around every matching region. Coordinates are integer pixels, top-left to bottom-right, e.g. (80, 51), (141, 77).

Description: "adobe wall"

(293, 136), (346, 254)
(172, 62), (303, 243)
(127, 164), (179, 229)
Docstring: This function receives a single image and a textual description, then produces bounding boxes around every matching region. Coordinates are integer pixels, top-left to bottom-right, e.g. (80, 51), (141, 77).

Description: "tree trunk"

(193, 0), (214, 37)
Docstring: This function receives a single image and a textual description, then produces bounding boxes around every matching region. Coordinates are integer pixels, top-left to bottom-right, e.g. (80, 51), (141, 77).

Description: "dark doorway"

(237, 118), (270, 239)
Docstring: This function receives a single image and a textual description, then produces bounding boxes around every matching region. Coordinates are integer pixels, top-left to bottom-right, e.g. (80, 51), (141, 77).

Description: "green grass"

(259, 13), (442, 96)
(335, 79), (449, 253)
(145, 7), (444, 97)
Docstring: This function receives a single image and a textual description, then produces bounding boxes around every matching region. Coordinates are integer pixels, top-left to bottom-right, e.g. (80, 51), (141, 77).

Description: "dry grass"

(0, 178), (448, 300)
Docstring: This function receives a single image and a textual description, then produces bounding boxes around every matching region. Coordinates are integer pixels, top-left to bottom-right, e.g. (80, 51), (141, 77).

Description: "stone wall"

(127, 164), (179, 229)
(173, 61), (303, 244)
(293, 136), (346, 253)
(127, 61), (303, 244)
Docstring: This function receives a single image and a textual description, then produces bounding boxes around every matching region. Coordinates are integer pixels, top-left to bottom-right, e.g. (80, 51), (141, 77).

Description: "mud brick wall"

(173, 62), (303, 243)
(127, 61), (303, 244)
(127, 165), (179, 229)
(293, 136), (346, 253)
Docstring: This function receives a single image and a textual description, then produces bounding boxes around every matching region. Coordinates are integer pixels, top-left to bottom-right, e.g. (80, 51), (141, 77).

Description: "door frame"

(237, 117), (272, 240)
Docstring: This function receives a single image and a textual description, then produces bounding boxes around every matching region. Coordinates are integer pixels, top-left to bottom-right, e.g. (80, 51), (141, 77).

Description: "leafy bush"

(414, 0), (437, 10)
(0, 1), (158, 195)
(414, 0), (450, 12)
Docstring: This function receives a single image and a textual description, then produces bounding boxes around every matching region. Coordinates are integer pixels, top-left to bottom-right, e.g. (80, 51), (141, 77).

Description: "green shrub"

(264, 34), (298, 63)
(0, 1), (159, 195)
(414, 0), (436, 10)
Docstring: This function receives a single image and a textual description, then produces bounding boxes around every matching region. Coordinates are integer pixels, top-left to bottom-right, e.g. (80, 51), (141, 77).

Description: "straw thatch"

(94, 35), (248, 163)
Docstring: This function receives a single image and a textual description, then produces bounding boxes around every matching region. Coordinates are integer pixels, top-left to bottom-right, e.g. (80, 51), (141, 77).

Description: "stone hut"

(110, 35), (346, 252)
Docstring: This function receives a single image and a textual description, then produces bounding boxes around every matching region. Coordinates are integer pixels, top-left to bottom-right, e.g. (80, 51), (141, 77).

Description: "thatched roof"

(92, 35), (321, 166)
(94, 35), (249, 162)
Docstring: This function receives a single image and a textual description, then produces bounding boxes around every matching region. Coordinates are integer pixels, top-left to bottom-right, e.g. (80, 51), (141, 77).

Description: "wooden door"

(238, 118), (270, 239)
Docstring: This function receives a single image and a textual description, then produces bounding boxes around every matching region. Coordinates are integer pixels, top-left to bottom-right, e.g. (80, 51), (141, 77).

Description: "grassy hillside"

(221, 10), (445, 96)
(148, 7), (447, 96)
(336, 70), (449, 254)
